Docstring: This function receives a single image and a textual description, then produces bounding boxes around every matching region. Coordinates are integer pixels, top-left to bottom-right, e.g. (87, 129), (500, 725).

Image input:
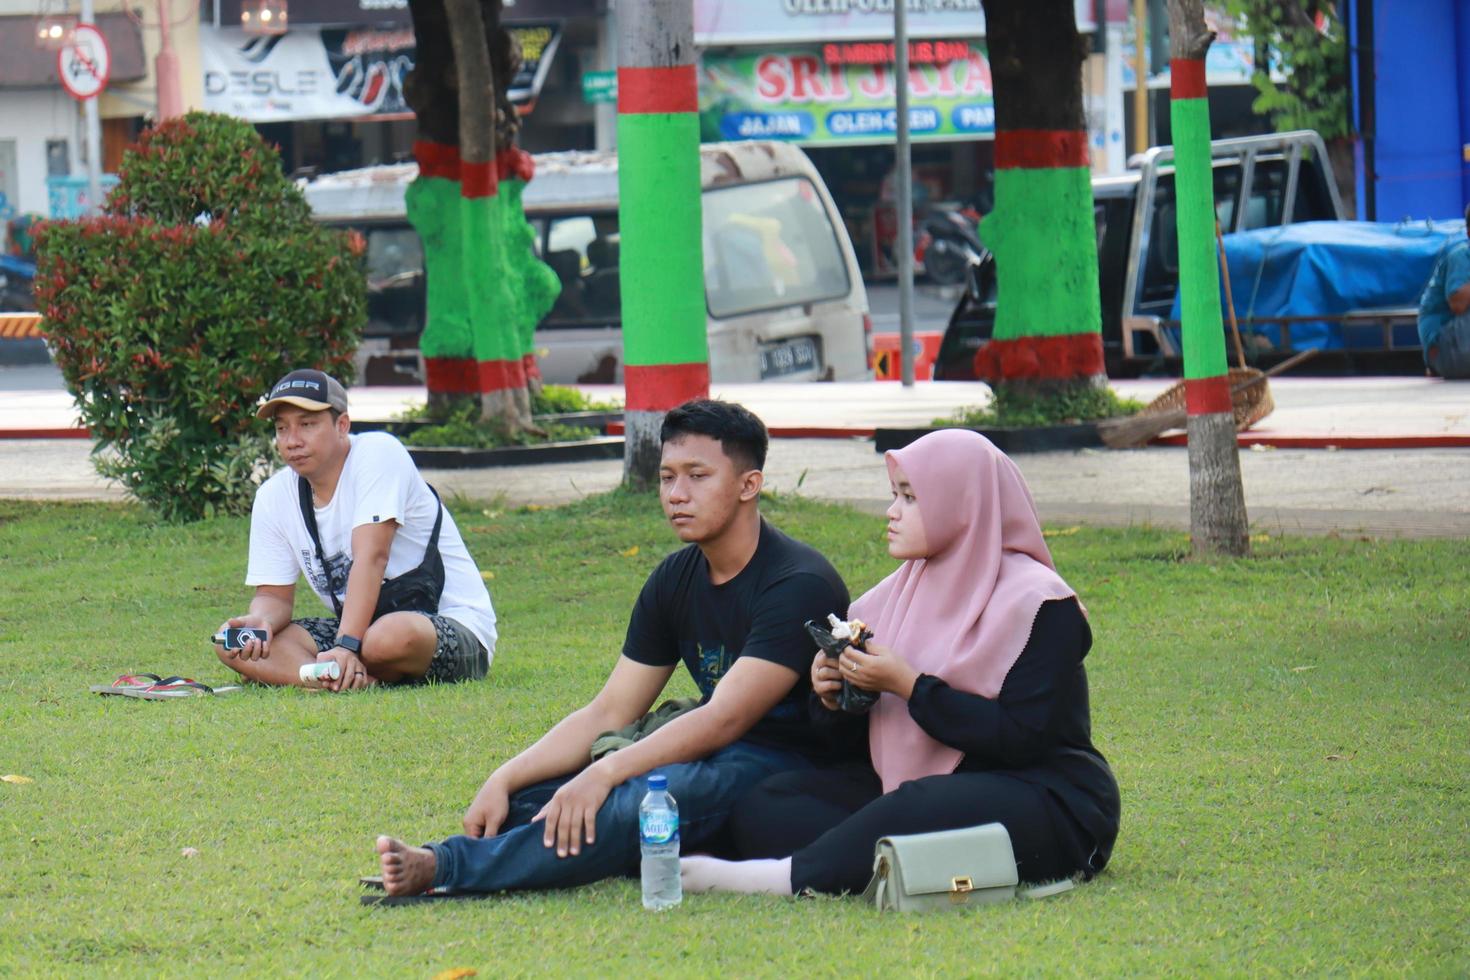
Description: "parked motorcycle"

(917, 204), (986, 286)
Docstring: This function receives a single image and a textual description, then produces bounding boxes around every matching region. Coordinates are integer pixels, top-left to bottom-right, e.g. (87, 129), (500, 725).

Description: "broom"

(1099, 347), (1318, 448)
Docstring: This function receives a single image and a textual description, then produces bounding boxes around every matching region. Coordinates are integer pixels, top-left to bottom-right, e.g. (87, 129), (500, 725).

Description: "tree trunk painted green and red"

(404, 0), (559, 434)
(1169, 0), (1250, 556)
(974, 0), (1104, 387)
(617, 0), (709, 489)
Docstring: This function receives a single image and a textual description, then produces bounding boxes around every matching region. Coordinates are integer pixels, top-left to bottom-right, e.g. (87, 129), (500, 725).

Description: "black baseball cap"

(256, 369), (349, 419)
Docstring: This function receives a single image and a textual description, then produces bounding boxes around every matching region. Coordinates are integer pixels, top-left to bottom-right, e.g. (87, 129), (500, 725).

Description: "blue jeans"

(427, 740), (810, 893)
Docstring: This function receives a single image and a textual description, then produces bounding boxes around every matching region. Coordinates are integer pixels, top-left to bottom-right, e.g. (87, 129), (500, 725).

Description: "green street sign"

(582, 70), (617, 104)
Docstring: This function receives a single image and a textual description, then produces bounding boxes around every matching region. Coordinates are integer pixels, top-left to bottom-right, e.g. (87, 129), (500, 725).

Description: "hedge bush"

(35, 112), (365, 522)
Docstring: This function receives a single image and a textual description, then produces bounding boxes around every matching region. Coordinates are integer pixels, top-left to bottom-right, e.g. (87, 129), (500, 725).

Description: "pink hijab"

(850, 429), (1078, 793)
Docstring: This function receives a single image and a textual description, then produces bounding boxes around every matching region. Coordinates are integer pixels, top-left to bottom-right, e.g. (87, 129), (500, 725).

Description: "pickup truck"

(933, 130), (1422, 378)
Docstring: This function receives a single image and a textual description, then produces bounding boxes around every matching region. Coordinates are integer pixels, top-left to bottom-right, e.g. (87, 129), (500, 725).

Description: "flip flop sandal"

(131, 677), (244, 700)
(95, 676), (243, 700)
(90, 673), (165, 696)
(358, 875), (468, 905)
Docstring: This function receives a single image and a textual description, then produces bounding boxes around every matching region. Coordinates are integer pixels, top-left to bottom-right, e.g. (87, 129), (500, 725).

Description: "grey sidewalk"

(6, 436), (1468, 539)
(3, 363), (1467, 538)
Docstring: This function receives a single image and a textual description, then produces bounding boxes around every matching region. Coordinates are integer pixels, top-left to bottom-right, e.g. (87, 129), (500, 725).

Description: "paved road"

(864, 281), (960, 335)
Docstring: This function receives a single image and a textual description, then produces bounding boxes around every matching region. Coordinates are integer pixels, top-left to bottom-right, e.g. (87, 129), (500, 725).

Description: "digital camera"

(213, 627), (268, 650)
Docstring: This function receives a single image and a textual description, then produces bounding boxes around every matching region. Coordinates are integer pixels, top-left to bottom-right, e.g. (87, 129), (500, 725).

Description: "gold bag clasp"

(950, 876), (974, 903)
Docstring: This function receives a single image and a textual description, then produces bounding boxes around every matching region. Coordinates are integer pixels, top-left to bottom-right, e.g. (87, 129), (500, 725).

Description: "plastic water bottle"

(638, 773), (681, 910)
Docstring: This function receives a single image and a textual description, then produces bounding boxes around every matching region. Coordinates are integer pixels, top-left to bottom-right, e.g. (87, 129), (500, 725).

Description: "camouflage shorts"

(293, 614), (489, 684)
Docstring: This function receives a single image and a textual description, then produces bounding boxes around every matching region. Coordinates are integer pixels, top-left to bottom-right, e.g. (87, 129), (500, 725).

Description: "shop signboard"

(509, 22), (562, 103)
(213, 0), (411, 28)
(582, 69), (617, 103)
(201, 23), (560, 122)
(202, 28), (416, 121)
(699, 45), (994, 145)
(211, 0), (601, 28)
(694, 0), (1095, 45)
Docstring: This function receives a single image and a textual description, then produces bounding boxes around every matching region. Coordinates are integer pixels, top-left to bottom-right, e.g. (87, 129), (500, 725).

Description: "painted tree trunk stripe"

(617, 65), (699, 114)
(993, 129), (1090, 169)
(476, 358), (529, 390)
(982, 165), (1102, 342)
(616, 112), (707, 367)
(424, 357), (479, 393)
(425, 357), (529, 394)
(410, 141), (560, 379)
(504, 149), (535, 182)
(1169, 58), (1207, 99)
(415, 140), (461, 181)
(414, 142), (536, 197)
(1184, 375), (1233, 415)
(624, 363), (712, 412)
(973, 333), (1104, 381)
(462, 151), (536, 199)
(1169, 62), (1230, 388)
(407, 171), (472, 360)
(462, 161), (497, 199)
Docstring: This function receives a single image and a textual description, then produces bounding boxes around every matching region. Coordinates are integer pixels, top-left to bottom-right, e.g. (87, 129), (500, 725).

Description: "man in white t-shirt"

(213, 369), (496, 690)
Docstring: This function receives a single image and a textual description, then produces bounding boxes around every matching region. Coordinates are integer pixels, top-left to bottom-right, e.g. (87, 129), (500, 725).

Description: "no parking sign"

(58, 24), (111, 101)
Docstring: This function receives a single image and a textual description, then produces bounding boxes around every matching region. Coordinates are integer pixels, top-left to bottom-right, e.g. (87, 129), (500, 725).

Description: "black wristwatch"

(336, 634), (363, 655)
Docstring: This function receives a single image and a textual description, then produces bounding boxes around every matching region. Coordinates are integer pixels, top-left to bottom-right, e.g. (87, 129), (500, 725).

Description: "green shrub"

(35, 112), (365, 522)
(531, 384), (621, 415)
(396, 384), (621, 423)
(938, 382), (1145, 428)
(400, 400), (595, 449)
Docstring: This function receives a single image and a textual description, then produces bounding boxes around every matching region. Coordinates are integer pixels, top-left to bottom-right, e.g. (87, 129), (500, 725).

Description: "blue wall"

(1355, 0), (1470, 221)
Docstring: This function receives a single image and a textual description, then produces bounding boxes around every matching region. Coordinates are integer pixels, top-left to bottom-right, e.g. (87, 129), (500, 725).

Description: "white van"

(303, 140), (873, 386)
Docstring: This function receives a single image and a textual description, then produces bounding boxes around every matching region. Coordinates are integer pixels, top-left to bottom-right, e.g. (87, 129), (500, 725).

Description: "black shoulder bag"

(297, 477), (446, 621)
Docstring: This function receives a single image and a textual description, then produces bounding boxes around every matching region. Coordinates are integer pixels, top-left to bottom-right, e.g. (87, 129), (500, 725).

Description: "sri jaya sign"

(699, 45), (995, 145)
(693, 0), (1096, 44)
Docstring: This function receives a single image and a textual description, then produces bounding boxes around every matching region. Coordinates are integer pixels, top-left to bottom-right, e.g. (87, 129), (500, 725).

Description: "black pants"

(730, 763), (1095, 895)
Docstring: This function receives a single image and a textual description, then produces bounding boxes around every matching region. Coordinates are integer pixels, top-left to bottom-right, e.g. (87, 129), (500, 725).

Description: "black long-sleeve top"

(814, 597), (1120, 868)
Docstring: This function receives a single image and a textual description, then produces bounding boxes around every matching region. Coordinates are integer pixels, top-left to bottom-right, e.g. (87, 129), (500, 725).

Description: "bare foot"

(376, 835), (437, 896)
(680, 855), (794, 895)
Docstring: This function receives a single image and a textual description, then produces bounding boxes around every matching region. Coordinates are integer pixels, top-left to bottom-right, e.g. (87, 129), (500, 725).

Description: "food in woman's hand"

(803, 614), (879, 714)
(826, 613), (874, 649)
(805, 614), (873, 656)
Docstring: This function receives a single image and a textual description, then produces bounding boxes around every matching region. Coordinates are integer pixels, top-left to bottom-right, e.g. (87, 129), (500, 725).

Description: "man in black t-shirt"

(375, 400), (850, 896)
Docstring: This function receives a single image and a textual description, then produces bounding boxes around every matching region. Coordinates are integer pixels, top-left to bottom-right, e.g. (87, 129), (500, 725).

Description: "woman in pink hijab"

(682, 429), (1119, 896)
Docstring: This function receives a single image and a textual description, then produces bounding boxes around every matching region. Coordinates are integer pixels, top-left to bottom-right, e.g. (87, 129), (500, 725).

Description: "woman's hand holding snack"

(811, 651), (843, 711)
(840, 641), (919, 701)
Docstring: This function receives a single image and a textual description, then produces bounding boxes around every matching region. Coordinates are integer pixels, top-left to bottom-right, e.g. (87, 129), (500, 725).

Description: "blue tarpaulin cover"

(0, 254), (34, 279)
(1170, 220), (1465, 350)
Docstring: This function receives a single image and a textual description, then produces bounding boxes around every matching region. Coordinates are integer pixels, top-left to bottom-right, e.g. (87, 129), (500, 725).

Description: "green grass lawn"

(1, 492), (1466, 976)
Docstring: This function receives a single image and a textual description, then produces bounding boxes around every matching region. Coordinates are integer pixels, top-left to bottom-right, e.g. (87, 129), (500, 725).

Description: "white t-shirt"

(245, 432), (497, 656)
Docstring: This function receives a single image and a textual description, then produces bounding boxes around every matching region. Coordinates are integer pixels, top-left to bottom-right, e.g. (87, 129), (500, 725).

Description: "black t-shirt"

(622, 518), (850, 754)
